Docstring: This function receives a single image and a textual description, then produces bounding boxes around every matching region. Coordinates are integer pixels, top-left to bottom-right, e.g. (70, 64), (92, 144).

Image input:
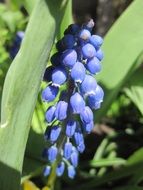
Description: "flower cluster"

(42, 19), (104, 179)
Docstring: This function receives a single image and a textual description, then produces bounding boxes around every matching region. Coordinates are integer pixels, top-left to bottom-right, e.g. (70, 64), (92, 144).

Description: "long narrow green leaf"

(0, 0), (67, 189)
(127, 148), (143, 185)
(124, 67), (143, 115)
(90, 158), (126, 167)
(75, 161), (143, 190)
(96, 0), (143, 121)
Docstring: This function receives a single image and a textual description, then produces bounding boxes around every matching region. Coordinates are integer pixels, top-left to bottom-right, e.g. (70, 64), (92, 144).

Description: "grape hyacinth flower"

(42, 19), (104, 179)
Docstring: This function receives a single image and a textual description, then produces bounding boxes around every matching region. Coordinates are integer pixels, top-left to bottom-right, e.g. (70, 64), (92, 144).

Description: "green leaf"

(23, 0), (38, 14)
(23, 0), (73, 176)
(127, 148), (143, 165)
(124, 67), (143, 115)
(114, 186), (143, 190)
(96, 0), (143, 121)
(76, 162), (143, 190)
(58, 0), (73, 39)
(0, 0), (67, 189)
(127, 148), (143, 185)
(90, 158), (126, 167)
(1, 10), (23, 32)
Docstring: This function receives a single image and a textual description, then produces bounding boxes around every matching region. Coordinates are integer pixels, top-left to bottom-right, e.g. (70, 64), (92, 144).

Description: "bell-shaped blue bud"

(74, 128), (84, 145)
(50, 126), (61, 143)
(80, 106), (93, 124)
(79, 29), (91, 40)
(70, 92), (85, 114)
(43, 166), (51, 177)
(77, 142), (85, 153)
(83, 121), (94, 134)
(56, 162), (65, 176)
(71, 149), (78, 167)
(87, 84), (104, 109)
(15, 31), (25, 44)
(55, 101), (68, 121)
(86, 57), (101, 74)
(89, 35), (103, 50)
(83, 19), (95, 31)
(45, 106), (56, 123)
(43, 66), (54, 82)
(61, 49), (77, 68)
(52, 66), (67, 86)
(64, 142), (72, 159)
(80, 75), (97, 96)
(56, 39), (65, 52)
(62, 34), (76, 49)
(42, 85), (59, 102)
(48, 145), (58, 162)
(50, 52), (62, 66)
(81, 43), (96, 59)
(71, 61), (86, 83)
(96, 49), (104, 61)
(64, 24), (80, 35)
(68, 165), (76, 179)
(66, 120), (76, 137)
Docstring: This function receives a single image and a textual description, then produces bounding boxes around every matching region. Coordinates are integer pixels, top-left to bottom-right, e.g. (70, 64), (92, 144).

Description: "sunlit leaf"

(124, 68), (143, 115)
(0, 0), (67, 189)
(96, 0), (143, 121)
(23, 180), (40, 190)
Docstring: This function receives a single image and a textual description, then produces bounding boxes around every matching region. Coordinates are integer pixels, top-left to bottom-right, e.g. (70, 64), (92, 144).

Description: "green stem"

(46, 162), (57, 190)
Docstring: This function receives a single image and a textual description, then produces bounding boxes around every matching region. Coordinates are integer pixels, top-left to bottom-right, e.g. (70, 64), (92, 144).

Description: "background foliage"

(0, 0), (143, 190)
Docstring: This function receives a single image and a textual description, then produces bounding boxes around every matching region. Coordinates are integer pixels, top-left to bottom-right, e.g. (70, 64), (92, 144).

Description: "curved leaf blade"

(0, 0), (67, 189)
(96, 0), (143, 120)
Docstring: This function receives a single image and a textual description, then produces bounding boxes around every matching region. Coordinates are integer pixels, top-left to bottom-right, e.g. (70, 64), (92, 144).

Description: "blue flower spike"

(42, 19), (104, 178)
